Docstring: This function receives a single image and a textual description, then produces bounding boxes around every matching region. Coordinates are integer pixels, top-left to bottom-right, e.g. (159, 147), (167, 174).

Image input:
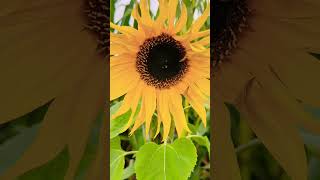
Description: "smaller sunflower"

(110, 0), (210, 140)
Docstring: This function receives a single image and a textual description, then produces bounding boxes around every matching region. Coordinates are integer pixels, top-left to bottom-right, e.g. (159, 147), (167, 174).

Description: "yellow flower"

(0, 0), (107, 179)
(110, 0), (210, 140)
(213, 0), (320, 180)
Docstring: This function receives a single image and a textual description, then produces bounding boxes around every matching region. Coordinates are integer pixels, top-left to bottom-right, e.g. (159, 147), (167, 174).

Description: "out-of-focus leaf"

(121, 0), (135, 26)
(301, 131), (320, 150)
(308, 157), (320, 180)
(0, 103), (49, 174)
(110, 101), (142, 139)
(110, 102), (132, 139)
(17, 147), (69, 180)
(110, 137), (125, 180)
(135, 138), (197, 180)
(184, 0), (194, 30)
(197, 121), (208, 136)
(0, 124), (40, 174)
(110, 0), (115, 24)
(129, 126), (145, 150)
(188, 123), (197, 134)
(189, 135), (210, 157)
(122, 160), (135, 179)
(74, 112), (104, 180)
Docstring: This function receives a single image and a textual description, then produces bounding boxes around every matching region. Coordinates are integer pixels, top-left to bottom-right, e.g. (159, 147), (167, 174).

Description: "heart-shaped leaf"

(135, 138), (197, 180)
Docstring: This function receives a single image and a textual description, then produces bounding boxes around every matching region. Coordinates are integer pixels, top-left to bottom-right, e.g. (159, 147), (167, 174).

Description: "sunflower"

(110, 0), (210, 141)
(0, 0), (108, 179)
(213, 0), (320, 180)
(110, 0), (210, 140)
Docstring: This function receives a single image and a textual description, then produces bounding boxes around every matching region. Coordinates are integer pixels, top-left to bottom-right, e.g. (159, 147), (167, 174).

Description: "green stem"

(124, 151), (138, 156)
(186, 134), (202, 139)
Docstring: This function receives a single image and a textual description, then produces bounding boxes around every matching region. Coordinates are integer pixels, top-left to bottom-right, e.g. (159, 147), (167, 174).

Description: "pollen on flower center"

(84, 0), (109, 56)
(136, 33), (189, 89)
(213, 0), (251, 65)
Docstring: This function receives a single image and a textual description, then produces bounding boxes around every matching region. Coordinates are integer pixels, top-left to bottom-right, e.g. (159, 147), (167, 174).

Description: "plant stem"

(124, 151), (138, 156)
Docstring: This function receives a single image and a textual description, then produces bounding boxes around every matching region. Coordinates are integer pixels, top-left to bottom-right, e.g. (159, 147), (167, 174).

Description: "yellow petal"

(110, 22), (144, 41)
(237, 79), (308, 180)
(212, 101), (241, 180)
(157, 89), (172, 141)
(191, 1), (210, 33)
(111, 81), (142, 121)
(155, 0), (168, 33)
(0, 64), (106, 179)
(110, 68), (139, 100)
(0, 0), (100, 124)
(167, 0), (178, 32)
(189, 29), (210, 41)
(139, 0), (153, 25)
(186, 92), (207, 125)
(142, 85), (157, 136)
(174, 2), (188, 34)
(195, 78), (210, 97)
(168, 90), (190, 137)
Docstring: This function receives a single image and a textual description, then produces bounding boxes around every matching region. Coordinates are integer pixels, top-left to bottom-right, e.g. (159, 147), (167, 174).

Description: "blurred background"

(1, 0), (320, 180)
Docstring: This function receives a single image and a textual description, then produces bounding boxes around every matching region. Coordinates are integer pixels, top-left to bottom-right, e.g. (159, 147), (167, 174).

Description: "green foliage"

(109, 1), (211, 179)
(188, 135), (210, 157)
(122, 160), (135, 179)
(18, 147), (69, 180)
(135, 138), (197, 180)
(110, 102), (131, 139)
(110, 137), (126, 180)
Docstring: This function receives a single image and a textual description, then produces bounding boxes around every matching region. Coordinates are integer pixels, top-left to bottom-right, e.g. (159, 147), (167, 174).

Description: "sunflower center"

(213, 0), (251, 64)
(136, 33), (188, 89)
(84, 0), (109, 56)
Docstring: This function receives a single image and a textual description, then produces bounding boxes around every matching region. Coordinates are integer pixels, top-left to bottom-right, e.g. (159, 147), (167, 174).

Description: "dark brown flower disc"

(136, 33), (189, 89)
(212, 0), (251, 66)
(84, 0), (109, 56)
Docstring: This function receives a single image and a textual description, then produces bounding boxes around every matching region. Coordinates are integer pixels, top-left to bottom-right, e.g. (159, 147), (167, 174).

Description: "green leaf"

(189, 135), (210, 158)
(308, 157), (320, 180)
(110, 0), (115, 23)
(111, 136), (122, 150)
(122, 160), (135, 179)
(17, 147), (69, 180)
(135, 138), (197, 180)
(0, 103), (50, 174)
(110, 102), (132, 139)
(121, 0), (135, 26)
(110, 137), (125, 180)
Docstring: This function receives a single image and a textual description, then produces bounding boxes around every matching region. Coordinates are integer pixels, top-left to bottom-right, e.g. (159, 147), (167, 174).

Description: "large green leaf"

(135, 138), (197, 180)
(17, 147), (69, 180)
(110, 137), (125, 180)
(122, 160), (135, 179)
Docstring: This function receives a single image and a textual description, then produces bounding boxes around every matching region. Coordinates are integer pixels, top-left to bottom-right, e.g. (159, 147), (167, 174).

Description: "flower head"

(110, 0), (210, 140)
